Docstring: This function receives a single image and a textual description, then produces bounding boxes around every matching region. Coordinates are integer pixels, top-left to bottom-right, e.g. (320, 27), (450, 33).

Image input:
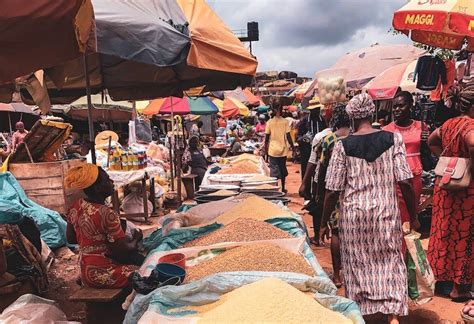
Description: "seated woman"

(64, 163), (143, 288)
(182, 135), (212, 188)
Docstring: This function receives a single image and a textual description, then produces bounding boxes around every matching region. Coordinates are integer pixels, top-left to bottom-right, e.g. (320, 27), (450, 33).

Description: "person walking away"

(182, 135), (212, 189)
(297, 97), (326, 179)
(383, 91), (429, 237)
(322, 94), (419, 324)
(64, 163), (143, 288)
(427, 83), (474, 302)
(300, 104), (350, 286)
(265, 101), (294, 193)
(11, 121), (28, 151)
(298, 104), (332, 246)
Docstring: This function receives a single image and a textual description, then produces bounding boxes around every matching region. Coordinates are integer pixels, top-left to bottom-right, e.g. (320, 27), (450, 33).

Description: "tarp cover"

(125, 211), (363, 324)
(0, 172), (67, 248)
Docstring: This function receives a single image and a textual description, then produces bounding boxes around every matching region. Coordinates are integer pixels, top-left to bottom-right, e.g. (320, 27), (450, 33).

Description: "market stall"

(123, 193), (364, 324)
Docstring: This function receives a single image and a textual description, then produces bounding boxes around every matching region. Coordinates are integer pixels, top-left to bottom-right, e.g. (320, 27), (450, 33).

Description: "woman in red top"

(384, 91), (429, 226)
(65, 164), (142, 288)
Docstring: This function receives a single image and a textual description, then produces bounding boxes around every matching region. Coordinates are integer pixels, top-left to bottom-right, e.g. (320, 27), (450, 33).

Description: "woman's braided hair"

(447, 81), (474, 113)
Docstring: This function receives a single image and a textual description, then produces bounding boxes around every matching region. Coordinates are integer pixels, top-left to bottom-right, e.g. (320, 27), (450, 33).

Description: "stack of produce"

(197, 278), (352, 323)
(231, 153), (260, 164)
(218, 160), (259, 174)
(184, 243), (314, 283)
(243, 175), (275, 182)
(183, 218), (291, 248)
(215, 195), (291, 225)
(209, 189), (237, 196)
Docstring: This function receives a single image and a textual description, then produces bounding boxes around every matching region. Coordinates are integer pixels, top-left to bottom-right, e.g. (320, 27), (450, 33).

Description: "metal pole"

(170, 97), (175, 191)
(8, 112), (12, 135)
(83, 54), (96, 164)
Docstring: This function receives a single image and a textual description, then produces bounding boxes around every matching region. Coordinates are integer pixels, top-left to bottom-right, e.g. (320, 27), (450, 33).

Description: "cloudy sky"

(209, 0), (411, 77)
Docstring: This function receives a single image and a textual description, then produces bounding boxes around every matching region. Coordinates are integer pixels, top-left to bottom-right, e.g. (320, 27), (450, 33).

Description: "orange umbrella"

(243, 88), (262, 106)
(393, 0), (474, 50)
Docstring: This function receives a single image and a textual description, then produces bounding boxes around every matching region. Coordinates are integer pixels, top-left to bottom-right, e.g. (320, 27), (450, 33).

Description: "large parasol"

(142, 97), (219, 116)
(393, 0), (474, 50)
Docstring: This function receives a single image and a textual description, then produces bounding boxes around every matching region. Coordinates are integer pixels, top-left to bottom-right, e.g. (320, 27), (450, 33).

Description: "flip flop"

(451, 295), (472, 303)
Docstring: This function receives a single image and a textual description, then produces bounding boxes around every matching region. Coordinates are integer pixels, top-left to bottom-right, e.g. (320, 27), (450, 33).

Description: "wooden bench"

(69, 287), (128, 324)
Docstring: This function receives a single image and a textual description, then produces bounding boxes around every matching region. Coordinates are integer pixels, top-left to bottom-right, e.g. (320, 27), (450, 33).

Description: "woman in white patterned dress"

(321, 94), (420, 324)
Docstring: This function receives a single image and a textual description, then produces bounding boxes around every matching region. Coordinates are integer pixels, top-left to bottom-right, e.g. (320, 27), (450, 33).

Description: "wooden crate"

(9, 160), (84, 215)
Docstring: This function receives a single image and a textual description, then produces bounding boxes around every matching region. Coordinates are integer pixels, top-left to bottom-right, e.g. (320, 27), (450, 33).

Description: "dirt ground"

(42, 161), (466, 323)
(285, 162), (466, 324)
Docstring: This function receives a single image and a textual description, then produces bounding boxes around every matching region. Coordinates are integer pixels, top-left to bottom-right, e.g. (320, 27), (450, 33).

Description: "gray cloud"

(211, 0), (411, 76)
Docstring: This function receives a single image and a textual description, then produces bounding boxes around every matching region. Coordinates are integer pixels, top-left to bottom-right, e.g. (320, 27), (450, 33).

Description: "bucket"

(156, 262), (186, 286)
(158, 253), (186, 269)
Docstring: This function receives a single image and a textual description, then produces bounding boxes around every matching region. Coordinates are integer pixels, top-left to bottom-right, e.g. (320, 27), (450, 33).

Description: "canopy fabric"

(226, 97), (250, 117)
(290, 81), (313, 100)
(0, 103), (38, 114)
(243, 88), (262, 106)
(212, 98), (238, 118)
(393, 0), (474, 50)
(0, 0), (95, 83)
(143, 97), (219, 116)
(329, 44), (425, 89)
(364, 60), (420, 100)
(1, 0), (257, 105)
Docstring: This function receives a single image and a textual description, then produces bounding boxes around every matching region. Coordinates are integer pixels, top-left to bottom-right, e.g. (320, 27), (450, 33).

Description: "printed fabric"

(68, 199), (136, 288)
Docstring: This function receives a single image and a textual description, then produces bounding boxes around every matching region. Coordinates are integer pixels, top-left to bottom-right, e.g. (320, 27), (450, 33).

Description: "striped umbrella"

(142, 96), (219, 115)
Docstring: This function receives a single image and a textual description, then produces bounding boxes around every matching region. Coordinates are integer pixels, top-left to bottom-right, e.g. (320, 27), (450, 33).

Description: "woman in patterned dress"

(65, 163), (143, 288)
(322, 94), (419, 324)
(427, 83), (474, 302)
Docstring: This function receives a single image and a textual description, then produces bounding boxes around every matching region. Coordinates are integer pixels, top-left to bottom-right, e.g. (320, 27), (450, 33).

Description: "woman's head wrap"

(447, 82), (474, 113)
(330, 104), (350, 130)
(15, 121), (24, 128)
(346, 93), (375, 120)
(64, 163), (99, 190)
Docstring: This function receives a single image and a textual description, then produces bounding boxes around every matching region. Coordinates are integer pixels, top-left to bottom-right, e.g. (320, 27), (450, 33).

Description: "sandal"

(451, 295), (472, 303)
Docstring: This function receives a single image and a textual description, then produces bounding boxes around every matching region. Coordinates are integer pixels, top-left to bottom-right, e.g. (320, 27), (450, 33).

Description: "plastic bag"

(122, 191), (153, 215)
(315, 68), (347, 104)
(135, 118), (152, 144)
(0, 294), (78, 324)
(405, 231), (435, 305)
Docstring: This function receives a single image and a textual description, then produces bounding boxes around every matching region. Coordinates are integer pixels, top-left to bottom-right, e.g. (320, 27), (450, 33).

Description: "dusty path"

(284, 161), (465, 324)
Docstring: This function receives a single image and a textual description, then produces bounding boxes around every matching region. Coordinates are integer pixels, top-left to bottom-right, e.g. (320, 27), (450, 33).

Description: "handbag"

(434, 123), (471, 191)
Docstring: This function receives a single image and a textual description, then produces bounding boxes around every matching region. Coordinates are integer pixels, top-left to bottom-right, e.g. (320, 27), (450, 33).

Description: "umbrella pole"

(83, 54), (96, 164)
(8, 112), (12, 135)
(170, 97), (175, 191)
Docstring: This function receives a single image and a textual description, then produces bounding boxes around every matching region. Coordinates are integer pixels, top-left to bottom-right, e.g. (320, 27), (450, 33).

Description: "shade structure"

(2, 0), (258, 105)
(393, 0), (474, 50)
(143, 97), (219, 116)
(212, 98), (237, 118)
(364, 60), (421, 100)
(0, 103), (38, 115)
(329, 44), (425, 89)
(243, 88), (262, 106)
(225, 97), (250, 117)
(0, 0), (95, 84)
(289, 81), (313, 100)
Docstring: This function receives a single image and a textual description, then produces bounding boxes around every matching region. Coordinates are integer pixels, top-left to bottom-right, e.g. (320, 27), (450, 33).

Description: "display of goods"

(231, 153), (260, 164)
(218, 160), (259, 174)
(242, 175), (275, 182)
(198, 278), (352, 323)
(210, 189), (237, 196)
(215, 195), (291, 225)
(316, 68), (347, 104)
(254, 184), (279, 190)
(183, 218), (291, 248)
(184, 243), (314, 283)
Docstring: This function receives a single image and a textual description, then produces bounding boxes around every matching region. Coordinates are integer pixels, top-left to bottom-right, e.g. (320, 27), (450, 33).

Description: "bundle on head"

(447, 82), (474, 114)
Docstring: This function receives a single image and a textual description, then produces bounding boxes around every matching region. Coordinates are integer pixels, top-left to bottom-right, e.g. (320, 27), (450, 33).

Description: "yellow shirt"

(265, 117), (290, 157)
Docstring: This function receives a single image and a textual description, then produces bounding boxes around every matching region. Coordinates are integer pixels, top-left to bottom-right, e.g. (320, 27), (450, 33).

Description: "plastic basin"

(156, 263), (186, 286)
(158, 253), (186, 269)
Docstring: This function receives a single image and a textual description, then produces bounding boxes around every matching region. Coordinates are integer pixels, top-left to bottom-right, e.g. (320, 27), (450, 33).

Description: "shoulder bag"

(434, 123), (471, 191)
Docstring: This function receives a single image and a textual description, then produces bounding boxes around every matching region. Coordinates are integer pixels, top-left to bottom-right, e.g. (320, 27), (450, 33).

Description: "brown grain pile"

(218, 160), (259, 174)
(253, 184), (278, 190)
(210, 189), (237, 196)
(184, 243), (314, 283)
(215, 195), (291, 225)
(183, 218), (291, 248)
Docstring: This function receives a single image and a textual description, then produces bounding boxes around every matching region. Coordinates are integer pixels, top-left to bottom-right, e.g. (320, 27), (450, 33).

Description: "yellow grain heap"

(215, 195), (291, 225)
(210, 189), (236, 196)
(231, 153), (260, 164)
(253, 183), (278, 190)
(184, 243), (314, 283)
(198, 278), (352, 324)
(218, 160), (259, 174)
(183, 218), (291, 248)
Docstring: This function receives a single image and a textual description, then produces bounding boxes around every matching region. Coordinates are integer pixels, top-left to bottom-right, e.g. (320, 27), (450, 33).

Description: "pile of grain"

(210, 189), (236, 196)
(183, 218), (291, 247)
(198, 278), (352, 323)
(184, 243), (314, 283)
(215, 195), (291, 225)
(243, 174), (274, 182)
(231, 153), (260, 164)
(218, 160), (259, 174)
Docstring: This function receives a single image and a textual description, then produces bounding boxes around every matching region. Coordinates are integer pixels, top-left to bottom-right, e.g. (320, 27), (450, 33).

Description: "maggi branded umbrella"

(393, 0), (474, 50)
